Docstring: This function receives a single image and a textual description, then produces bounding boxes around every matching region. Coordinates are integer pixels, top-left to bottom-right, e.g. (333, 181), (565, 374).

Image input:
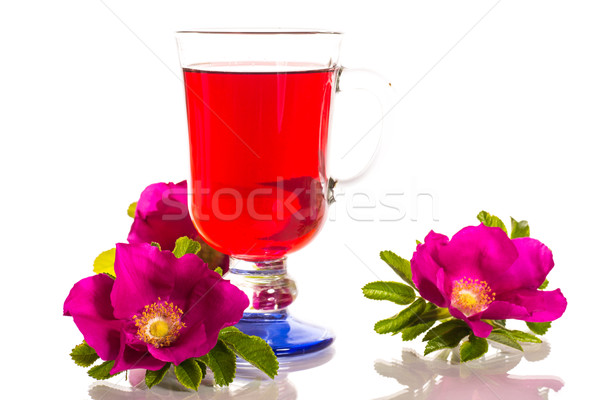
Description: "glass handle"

(331, 66), (394, 185)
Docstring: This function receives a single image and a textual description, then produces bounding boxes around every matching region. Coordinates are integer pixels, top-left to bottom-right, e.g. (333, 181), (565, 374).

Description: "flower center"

(133, 298), (186, 348)
(451, 277), (495, 317)
(149, 320), (169, 338)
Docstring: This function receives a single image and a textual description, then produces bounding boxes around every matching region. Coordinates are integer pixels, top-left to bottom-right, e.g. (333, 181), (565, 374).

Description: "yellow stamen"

(451, 277), (495, 317)
(133, 298), (185, 348)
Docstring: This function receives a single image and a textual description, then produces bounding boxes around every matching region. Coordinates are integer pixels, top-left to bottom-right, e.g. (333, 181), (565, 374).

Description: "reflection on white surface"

(88, 347), (334, 400)
(373, 343), (563, 400)
(90, 378), (295, 400)
(239, 346), (335, 378)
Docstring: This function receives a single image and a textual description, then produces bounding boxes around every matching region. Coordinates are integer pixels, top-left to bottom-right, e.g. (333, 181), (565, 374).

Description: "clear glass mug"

(176, 30), (390, 355)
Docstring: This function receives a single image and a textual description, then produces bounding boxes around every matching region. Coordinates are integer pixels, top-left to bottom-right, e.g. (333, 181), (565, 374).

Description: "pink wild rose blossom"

(127, 180), (228, 271)
(63, 243), (248, 374)
(410, 224), (567, 338)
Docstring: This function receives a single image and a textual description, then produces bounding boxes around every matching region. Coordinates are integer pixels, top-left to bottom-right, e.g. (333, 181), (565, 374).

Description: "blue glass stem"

(228, 257), (334, 356)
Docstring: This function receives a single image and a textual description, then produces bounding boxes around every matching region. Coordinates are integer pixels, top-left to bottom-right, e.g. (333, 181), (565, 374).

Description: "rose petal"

(497, 288), (567, 322)
(491, 237), (554, 293)
(449, 306), (493, 338)
(435, 225), (518, 283)
(148, 323), (209, 365)
(121, 320), (148, 351)
(418, 268), (448, 307)
(111, 330), (167, 375)
(111, 243), (175, 320)
(465, 320), (494, 338)
(63, 274), (122, 361)
(411, 231), (450, 307)
(480, 300), (530, 320)
(182, 277), (249, 332)
(169, 253), (216, 301)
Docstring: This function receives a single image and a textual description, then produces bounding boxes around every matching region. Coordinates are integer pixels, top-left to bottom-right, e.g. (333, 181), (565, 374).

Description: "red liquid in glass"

(183, 65), (337, 260)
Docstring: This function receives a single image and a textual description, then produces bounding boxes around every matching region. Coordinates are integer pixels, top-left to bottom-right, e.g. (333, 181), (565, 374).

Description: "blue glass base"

(235, 311), (334, 356)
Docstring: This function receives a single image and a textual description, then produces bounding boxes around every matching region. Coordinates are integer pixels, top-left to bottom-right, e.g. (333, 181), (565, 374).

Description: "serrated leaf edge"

(145, 363), (171, 389)
(70, 341), (99, 367)
(88, 360), (120, 380)
(174, 359), (202, 391)
(362, 281), (416, 305)
(219, 329), (278, 379)
(459, 335), (489, 363)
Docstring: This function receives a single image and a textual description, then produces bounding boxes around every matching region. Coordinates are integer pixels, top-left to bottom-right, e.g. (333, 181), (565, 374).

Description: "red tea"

(183, 64), (337, 260)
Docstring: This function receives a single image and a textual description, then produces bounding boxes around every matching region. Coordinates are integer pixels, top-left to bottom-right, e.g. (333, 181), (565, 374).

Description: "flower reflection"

(88, 347), (334, 400)
(89, 377), (295, 400)
(373, 343), (563, 400)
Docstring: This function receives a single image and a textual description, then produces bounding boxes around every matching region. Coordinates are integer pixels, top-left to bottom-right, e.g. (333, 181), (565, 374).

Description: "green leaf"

(526, 321), (551, 335)
(198, 340), (236, 386)
(539, 279), (549, 290)
(150, 242), (162, 250)
(88, 360), (121, 380)
(401, 321), (435, 341)
(424, 326), (471, 355)
(93, 248), (116, 276)
(145, 363), (171, 389)
(70, 342), (99, 367)
(174, 359), (202, 391)
(362, 281), (416, 305)
(477, 211), (507, 233)
(460, 334), (489, 362)
(379, 251), (415, 288)
(508, 329), (542, 343)
(127, 202), (137, 218)
(510, 217), (530, 239)
(423, 319), (469, 341)
(218, 327), (278, 379)
(172, 237), (202, 258)
(399, 302), (437, 340)
(374, 298), (426, 334)
(487, 330), (523, 351)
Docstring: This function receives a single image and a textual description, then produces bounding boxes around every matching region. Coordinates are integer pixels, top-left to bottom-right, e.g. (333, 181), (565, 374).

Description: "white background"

(1, 0), (599, 398)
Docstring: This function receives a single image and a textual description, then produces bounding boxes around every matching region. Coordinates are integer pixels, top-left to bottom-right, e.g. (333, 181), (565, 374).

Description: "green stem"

(419, 307), (451, 323)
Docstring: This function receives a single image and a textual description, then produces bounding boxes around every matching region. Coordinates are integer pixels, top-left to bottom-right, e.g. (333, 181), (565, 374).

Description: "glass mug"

(176, 30), (390, 355)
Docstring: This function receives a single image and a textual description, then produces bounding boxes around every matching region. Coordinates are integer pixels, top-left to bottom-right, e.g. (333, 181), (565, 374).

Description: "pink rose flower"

(63, 243), (248, 374)
(127, 181), (228, 271)
(411, 224), (567, 337)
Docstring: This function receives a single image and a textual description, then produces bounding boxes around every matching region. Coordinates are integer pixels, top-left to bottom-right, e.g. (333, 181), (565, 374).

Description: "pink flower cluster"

(64, 181), (245, 374)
